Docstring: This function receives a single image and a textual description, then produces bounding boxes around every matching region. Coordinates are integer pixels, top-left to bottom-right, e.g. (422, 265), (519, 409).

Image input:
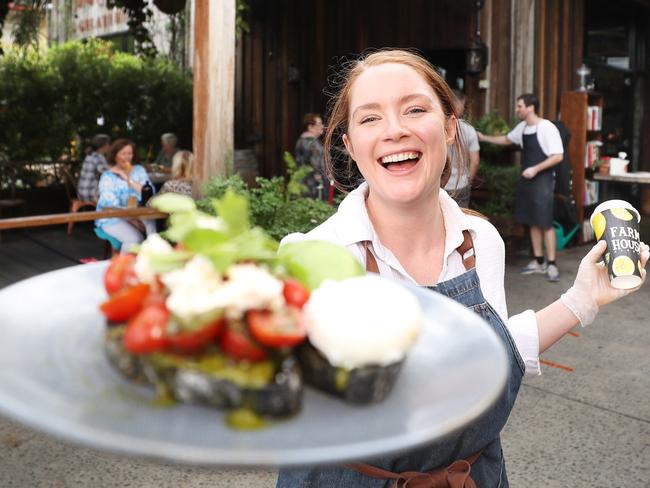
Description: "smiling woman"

(277, 49), (649, 488)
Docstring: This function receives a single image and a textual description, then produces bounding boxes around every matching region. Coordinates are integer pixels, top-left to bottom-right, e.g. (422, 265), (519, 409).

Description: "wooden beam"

(0, 208), (167, 231)
(193, 0), (236, 196)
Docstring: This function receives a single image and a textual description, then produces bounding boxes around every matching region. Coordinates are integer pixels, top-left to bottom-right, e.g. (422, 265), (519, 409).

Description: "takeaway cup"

(590, 199), (642, 290)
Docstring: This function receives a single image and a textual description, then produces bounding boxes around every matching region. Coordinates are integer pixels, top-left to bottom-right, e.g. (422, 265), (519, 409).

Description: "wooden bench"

(0, 208), (169, 256)
(0, 207), (168, 231)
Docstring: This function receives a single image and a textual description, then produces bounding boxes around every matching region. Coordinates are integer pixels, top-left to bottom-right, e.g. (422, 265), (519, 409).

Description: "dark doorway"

(584, 0), (647, 169)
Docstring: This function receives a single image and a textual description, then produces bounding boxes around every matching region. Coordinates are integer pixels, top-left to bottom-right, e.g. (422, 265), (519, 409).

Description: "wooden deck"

(0, 223), (106, 289)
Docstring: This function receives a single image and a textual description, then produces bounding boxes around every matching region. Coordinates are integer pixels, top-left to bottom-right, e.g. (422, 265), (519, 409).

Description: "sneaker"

(520, 259), (547, 275)
(546, 264), (560, 282)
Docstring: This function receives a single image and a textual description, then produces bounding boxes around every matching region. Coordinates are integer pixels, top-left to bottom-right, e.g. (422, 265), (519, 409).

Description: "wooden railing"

(0, 208), (167, 231)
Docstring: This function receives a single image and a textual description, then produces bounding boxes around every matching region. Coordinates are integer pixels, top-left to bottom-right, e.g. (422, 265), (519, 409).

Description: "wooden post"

(193, 0), (236, 197)
(510, 0), (535, 104)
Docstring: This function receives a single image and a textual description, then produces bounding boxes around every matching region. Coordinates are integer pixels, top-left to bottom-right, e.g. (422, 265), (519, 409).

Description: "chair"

(61, 167), (96, 235)
(94, 227), (121, 258)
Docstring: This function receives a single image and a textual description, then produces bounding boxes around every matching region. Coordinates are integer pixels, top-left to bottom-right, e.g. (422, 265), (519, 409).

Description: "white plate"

(0, 262), (507, 466)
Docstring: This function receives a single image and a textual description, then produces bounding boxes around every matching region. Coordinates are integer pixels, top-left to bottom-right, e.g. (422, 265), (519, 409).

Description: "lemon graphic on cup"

(592, 212), (606, 240)
(639, 260), (643, 275)
(610, 208), (634, 221)
(612, 256), (635, 276)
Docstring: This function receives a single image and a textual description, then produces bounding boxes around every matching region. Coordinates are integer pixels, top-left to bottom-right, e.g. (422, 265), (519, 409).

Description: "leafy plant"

(198, 158), (335, 241)
(284, 151), (311, 199)
(0, 40), (192, 162)
(472, 110), (513, 159)
(106, 0), (157, 57)
(472, 163), (520, 219)
(235, 0), (250, 37)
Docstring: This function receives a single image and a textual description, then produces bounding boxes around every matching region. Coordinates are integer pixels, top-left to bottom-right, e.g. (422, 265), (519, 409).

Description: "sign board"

(72, 0), (129, 39)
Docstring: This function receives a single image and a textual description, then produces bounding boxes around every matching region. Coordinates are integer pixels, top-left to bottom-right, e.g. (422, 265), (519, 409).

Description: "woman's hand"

(110, 167), (129, 181)
(584, 240), (648, 306)
(560, 240), (649, 326)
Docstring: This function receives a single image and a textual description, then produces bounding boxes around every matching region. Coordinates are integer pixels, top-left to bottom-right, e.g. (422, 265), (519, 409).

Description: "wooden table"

(593, 172), (650, 185)
(0, 207), (168, 231)
(592, 173), (650, 206)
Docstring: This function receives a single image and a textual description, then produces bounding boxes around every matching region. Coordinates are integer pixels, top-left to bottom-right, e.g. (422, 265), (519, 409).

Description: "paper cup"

(590, 200), (642, 290)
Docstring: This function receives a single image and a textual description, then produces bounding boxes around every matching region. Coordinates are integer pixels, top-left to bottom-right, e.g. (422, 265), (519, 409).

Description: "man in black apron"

(477, 93), (564, 282)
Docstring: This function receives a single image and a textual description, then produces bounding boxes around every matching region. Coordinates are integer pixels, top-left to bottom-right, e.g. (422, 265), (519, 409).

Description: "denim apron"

(277, 231), (525, 487)
(513, 130), (555, 228)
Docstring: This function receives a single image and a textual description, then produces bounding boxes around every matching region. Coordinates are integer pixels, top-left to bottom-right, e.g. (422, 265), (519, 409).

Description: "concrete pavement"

(0, 244), (648, 487)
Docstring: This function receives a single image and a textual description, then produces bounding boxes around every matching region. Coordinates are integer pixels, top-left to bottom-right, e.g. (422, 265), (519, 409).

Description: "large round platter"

(0, 262), (507, 466)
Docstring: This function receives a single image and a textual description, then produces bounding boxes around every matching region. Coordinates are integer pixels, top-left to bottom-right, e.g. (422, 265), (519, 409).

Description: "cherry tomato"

(282, 279), (310, 308)
(166, 318), (225, 354)
(144, 289), (167, 308)
(247, 307), (307, 348)
(220, 324), (268, 362)
(99, 284), (150, 322)
(104, 254), (137, 294)
(123, 304), (169, 354)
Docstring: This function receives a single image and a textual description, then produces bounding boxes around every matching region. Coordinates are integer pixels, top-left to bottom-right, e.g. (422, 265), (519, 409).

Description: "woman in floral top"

(96, 139), (156, 251)
(295, 113), (329, 200)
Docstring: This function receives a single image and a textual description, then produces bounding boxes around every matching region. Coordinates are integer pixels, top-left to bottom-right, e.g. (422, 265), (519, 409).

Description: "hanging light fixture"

(466, 0), (488, 75)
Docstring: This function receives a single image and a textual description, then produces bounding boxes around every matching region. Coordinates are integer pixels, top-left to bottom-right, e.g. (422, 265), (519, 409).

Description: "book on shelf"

(584, 140), (603, 168)
(584, 180), (599, 206)
(586, 106), (602, 131)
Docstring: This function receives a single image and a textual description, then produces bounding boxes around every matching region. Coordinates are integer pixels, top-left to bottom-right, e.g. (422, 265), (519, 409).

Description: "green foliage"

(0, 40), (192, 162)
(199, 172), (336, 241)
(11, 1), (48, 50)
(0, 49), (67, 160)
(472, 110), (513, 158)
(469, 109), (519, 220)
(236, 0), (251, 37)
(472, 109), (512, 136)
(284, 151), (311, 199)
(472, 163), (520, 219)
(106, 0), (157, 57)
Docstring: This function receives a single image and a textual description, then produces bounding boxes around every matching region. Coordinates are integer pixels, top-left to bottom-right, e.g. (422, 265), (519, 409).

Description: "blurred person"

(154, 132), (179, 169)
(444, 90), (480, 207)
(96, 139), (156, 251)
(152, 150), (194, 199)
(478, 93), (564, 282)
(295, 113), (330, 200)
(77, 134), (110, 201)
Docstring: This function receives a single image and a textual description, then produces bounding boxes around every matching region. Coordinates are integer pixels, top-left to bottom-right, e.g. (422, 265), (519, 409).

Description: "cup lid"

(591, 199), (640, 224)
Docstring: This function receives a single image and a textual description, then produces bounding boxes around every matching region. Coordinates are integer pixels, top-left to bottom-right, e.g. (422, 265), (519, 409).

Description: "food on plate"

(99, 188), (424, 421)
(99, 192), (370, 425)
(298, 275), (422, 403)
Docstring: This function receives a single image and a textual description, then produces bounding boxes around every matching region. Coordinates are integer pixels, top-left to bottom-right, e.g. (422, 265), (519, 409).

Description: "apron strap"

(363, 230), (475, 274)
(344, 449), (483, 488)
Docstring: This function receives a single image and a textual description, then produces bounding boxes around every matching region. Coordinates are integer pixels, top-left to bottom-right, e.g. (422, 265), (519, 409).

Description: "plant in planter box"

(198, 152), (335, 241)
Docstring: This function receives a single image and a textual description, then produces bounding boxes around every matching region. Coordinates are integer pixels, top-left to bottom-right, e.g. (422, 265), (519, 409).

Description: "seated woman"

(155, 150), (194, 198)
(96, 138), (156, 252)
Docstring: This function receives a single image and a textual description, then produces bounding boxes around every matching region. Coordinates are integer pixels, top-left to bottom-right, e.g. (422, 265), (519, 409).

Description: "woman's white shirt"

(281, 182), (541, 376)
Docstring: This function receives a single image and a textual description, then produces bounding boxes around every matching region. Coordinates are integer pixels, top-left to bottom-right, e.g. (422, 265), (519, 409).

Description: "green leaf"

(277, 241), (364, 290)
(214, 190), (249, 236)
(151, 193), (196, 213)
(182, 228), (230, 254)
(163, 212), (199, 243)
(147, 250), (193, 274)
